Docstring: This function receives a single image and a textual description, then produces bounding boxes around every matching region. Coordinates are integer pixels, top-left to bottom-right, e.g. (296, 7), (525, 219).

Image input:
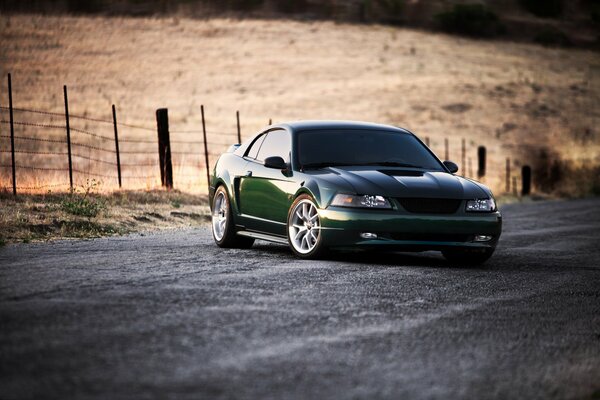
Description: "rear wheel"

(442, 247), (495, 265)
(212, 186), (254, 248)
(287, 195), (327, 259)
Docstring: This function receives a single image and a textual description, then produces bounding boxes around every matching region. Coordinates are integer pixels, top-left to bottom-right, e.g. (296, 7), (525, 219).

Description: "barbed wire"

(0, 134), (66, 144)
(0, 164), (69, 172)
(118, 149), (156, 155)
(120, 161), (158, 167)
(0, 119), (66, 130)
(4, 182), (70, 190)
(72, 153), (118, 166)
(72, 169), (116, 178)
(0, 106), (155, 131)
(70, 141), (117, 154)
(119, 137), (155, 144)
(121, 175), (158, 180)
(118, 122), (155, 131)
(70, 126), (113, 141)
(0, 106), (65, 118)
(0, 149), (69, 156)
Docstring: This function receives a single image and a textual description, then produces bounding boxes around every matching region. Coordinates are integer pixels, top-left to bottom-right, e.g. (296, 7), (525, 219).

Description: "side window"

(246, 134), (266, 159)
(256, 130), (291, 163)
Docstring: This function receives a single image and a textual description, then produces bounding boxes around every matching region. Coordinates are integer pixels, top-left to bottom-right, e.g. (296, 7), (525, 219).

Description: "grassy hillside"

(0, 14), (599, 196)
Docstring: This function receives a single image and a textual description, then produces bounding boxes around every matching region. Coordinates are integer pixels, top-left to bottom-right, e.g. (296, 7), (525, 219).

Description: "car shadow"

(250, 242), (473, 269)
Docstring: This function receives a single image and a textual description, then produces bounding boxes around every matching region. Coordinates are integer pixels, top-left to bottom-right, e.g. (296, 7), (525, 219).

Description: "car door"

(238, 129), (298, 236)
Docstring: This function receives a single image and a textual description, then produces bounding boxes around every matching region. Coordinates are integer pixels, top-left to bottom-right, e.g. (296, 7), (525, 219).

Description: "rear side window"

(256, 130), (291, 163)
(246, 134), (266, 159)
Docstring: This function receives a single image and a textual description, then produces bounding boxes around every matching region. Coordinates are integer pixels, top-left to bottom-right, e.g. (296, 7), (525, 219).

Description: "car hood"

(308, 167), (489, 199)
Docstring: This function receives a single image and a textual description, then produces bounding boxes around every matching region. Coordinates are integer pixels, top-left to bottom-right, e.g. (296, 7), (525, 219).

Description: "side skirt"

(237, 230), (288, 245)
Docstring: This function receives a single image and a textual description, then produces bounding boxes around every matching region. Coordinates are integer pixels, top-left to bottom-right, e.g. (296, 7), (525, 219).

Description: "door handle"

(245, 171), (252, 177)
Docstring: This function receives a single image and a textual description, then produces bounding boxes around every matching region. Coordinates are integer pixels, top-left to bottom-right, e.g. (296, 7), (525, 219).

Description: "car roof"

(276, 120), (412, 134)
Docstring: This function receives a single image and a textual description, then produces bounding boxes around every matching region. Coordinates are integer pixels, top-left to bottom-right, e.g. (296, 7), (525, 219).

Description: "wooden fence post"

(112, 104), (122, 188)
(444, 138), (449, 161)
(424, 137), (430, 147)
(268, 118), (272, 125)
(236, 110), (241, 144)
(201, 105), (210, 192)
(7, 73), (16, 196)
(477, 146), (486, 179)
(522, 165), (531, 196)
(468, 157), (473, 178)
(155, 108), (173, 189)
(63, 85), (73, 192)
(505, 158), (511, 192)
(461, 138), (466, 174)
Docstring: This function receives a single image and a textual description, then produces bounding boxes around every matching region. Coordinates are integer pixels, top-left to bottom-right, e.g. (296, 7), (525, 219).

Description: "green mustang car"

(209, 121), (501, 264)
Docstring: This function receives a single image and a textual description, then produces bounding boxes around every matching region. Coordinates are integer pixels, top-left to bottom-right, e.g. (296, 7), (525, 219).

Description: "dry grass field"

(0, 14), (599, 195)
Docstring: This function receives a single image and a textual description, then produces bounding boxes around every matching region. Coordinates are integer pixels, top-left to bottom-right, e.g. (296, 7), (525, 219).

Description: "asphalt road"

(1, 198), (600, 400)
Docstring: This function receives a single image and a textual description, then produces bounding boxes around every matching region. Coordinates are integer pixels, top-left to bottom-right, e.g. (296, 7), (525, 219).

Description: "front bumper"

(319, 207), (502, 251)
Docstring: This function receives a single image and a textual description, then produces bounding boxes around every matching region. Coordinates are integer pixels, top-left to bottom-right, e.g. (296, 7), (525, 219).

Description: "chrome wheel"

(212, 191), (228, 241)
(289, 199), (320, 254)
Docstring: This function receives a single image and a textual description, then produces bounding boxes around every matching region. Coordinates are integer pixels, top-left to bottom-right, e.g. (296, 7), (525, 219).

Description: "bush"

(274, 0), (308, 14)
(61, 179), (106, 219)
(519, 0), (563, 18)
(534, 27), (572, 47)
(435, 4), (505, 38)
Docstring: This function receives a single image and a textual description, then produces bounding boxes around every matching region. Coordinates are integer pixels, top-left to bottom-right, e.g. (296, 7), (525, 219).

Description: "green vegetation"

(60, 180), (107, 219)
(519, 0), (563, 18)
(435, 4), (505, 38)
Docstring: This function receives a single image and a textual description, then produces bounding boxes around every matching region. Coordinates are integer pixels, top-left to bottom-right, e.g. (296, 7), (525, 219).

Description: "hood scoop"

(380, 169), (424, 177)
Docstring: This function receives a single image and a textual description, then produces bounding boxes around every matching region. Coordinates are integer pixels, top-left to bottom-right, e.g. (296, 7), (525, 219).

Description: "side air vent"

(398, 198), (462, 214)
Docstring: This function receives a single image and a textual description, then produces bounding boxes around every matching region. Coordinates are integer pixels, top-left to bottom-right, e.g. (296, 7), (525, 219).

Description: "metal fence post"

(8, 73), (16, 196)
(236, 110), (241, 144)
(155, 108), (173, 189)
(201, 105), (210, 192)
(522, 165), (531, 196)
(63, 85), (73, 192)
(477, 146), (486, 179)
(112, 104), (122, 188)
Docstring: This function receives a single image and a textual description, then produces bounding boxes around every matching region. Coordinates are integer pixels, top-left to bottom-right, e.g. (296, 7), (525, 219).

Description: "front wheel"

(442, 247), (495, 266)
(212, 186), (254, 248)
(287, 195), (327, 259)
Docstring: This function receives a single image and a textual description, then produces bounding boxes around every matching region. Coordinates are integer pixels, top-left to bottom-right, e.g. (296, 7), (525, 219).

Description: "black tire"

(211, 186), (254, 249)
(287, 194), (328, 259)
(442, 247), (495, 266)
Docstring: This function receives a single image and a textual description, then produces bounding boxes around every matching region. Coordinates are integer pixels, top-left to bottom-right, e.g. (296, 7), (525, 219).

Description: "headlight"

(466, 198), (496, 212)
(330, 194), (392, 209)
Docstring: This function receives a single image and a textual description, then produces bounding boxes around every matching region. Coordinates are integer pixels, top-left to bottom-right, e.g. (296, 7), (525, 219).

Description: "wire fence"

(0, 73), (531, 196)
(0, 74), (247, 194)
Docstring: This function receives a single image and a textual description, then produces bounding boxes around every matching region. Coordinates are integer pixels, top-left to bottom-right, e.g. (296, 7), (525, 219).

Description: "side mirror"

(443, 160), (459, 174)
(264, 156), (287, 170)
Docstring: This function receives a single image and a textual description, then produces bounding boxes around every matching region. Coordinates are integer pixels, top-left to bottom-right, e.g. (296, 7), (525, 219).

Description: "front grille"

(388, 233), (472, 242)
(398, 198), (462, 214)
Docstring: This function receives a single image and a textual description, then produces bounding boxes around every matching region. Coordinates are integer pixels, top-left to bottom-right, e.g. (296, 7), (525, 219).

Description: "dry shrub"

(531, 147), (600, 196)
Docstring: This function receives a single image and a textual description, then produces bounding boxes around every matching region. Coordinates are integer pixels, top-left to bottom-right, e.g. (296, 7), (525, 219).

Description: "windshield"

(297, 129), (444, 171)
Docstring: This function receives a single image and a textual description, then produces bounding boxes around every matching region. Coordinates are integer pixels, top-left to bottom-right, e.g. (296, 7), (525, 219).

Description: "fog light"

(474, 235), (493, 242)
(360, 232), (378, 239)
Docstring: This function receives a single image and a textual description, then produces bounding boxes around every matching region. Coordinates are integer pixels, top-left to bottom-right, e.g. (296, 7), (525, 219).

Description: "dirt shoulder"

(0, 189), (210, 245)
